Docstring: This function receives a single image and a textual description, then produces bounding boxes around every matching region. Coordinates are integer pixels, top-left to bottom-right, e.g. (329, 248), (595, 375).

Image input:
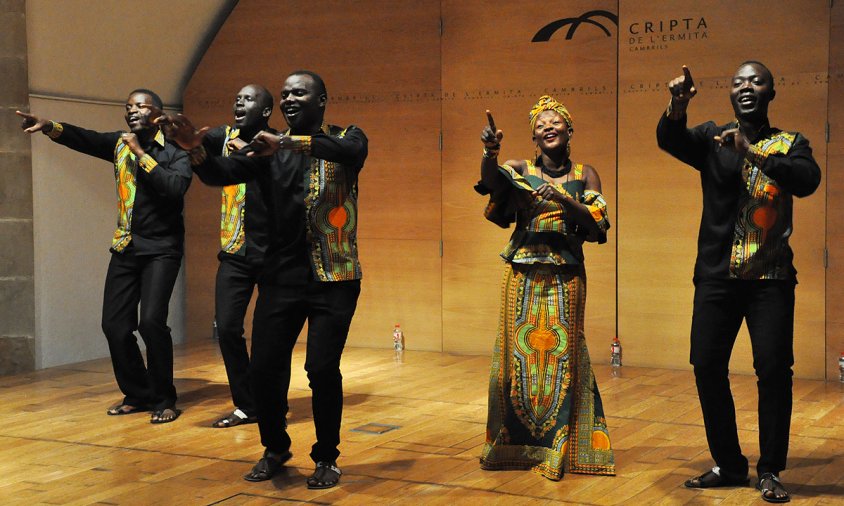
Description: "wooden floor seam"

(1, 340), (840, 504)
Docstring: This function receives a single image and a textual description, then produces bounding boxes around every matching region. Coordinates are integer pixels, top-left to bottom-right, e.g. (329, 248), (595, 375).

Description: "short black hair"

(242, 84), (274, 111)
(255, 84), (274, 111)
(287, 70), (327, 97)
(128, 88), (164, 109)
(738, 60), (775, 90)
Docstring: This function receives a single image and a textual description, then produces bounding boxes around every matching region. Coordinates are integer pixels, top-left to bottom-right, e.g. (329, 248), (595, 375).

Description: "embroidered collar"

(153, 128), (166, 147)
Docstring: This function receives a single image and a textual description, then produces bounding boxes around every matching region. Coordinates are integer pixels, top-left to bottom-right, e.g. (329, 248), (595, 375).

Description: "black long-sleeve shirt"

(192, 124), (368, 285)
(48, 122), (192, 256)
(196, 125), (270, 266)
(656, 113), (821, 281)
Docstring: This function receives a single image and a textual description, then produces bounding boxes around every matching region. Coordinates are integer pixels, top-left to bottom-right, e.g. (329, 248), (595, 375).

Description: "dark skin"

(155, 113), (210, 150)
(668, 63), (776, 155)
(159, 74), (326, 158)
(159, 114), (278, 157)
(17, 92), (179, 423)
(280, 73), (326, 135)
(16, 92), (162, 160)
(229, 84), (273, 149)
(480, 109), (603, 241)
(669, 64), (788, 503)
(157, 76), (331, 474)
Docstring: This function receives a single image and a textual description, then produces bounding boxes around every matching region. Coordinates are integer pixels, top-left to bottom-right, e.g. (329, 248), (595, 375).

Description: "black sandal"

(212, 410), (257, 428)
(150, 407), (182, 424)
(307, 461), (341, 489)
(243, 450), (292, 482)
(757, 473), (790, 503)
(684, 468), (749, 488)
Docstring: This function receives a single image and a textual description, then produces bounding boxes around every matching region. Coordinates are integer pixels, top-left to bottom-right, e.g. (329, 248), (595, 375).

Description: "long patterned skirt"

(480, 262), (615, 480)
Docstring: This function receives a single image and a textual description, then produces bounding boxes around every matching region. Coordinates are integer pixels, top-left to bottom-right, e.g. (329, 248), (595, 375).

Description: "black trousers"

(250, 279), (360, 464)
(690, 278), (795, 477)
(101, 248), (182, 411)
(215, 255), (259, 415)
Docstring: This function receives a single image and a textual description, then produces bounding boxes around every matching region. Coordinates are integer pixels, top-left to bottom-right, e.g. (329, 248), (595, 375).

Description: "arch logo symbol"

(532, 10), (618, 42)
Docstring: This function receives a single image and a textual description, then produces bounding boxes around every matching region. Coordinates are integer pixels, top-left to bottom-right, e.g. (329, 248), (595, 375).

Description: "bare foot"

(107, 403), (146, 416)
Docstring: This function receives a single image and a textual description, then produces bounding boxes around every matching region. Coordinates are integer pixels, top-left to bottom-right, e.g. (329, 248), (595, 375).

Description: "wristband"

(286, 135), (312, 153)
(45, 121), (63, 139)
(138, 153), (158, 173)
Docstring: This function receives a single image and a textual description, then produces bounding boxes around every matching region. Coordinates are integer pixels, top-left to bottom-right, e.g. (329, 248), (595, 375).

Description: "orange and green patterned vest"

(219, 126), (247, 255)
(111, 129), (166, 252)
(730, 130), (798, 279)
(301, 124), (362, 281)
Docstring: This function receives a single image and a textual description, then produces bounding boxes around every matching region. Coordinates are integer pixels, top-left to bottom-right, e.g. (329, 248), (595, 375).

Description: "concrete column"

(0, 0), (35, 375)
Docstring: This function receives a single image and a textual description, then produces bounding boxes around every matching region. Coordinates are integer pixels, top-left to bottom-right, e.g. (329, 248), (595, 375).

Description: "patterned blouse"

(478, 159), (610, 265)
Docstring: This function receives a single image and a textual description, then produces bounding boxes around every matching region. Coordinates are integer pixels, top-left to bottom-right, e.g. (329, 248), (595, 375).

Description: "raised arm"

(667, 65), (697, 120)
(656, 66), (710, 169)
(17, 110), (118, 162)
(479, 110), (523, 192)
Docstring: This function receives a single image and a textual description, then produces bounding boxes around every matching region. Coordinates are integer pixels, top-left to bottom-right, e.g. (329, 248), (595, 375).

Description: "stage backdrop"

(183, 0), (838, 379)
(617, 0), (829, 378)
(828, 1), (844, 381)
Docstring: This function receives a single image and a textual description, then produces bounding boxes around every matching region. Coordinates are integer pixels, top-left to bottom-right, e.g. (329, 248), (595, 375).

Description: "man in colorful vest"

(160, 70), (367, 488)
(192, 85), (273, 429)
(17, 90), (192, 424)
(657, 62), (821, 503)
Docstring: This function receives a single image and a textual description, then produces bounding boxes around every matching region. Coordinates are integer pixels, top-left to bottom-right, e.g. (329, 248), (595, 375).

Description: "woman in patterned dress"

(475, 96), (615, 480)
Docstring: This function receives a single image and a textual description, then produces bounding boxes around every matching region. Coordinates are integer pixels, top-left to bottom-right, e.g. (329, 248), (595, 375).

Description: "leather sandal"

(212, 410), (257, 428)
(307, 461), (342, 489)
(150, 407), (182, 424)
(684, 468), (749, 488)
(757, 473), (790, 503)
(243, 450), (292, 482)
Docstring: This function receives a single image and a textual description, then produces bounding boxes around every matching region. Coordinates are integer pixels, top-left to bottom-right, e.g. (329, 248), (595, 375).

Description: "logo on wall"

(627, 17), (709, 52)
(532, 10), (618, 42)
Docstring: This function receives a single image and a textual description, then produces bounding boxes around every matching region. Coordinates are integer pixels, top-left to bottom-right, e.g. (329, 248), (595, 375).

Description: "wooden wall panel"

(827, 2), (844, 381)
(183, 1), (443, 350)
(440, 0), (619, 355)
(181, 1), (834, 378)
(617, 0), (829, 378)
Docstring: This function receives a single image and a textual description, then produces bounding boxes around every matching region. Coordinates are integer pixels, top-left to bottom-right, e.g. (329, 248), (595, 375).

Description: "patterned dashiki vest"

(111, 129), (167, 252)
(300, 124), (363, 282)
(219, 126), (247, 255)
(730, 129), (798, 280)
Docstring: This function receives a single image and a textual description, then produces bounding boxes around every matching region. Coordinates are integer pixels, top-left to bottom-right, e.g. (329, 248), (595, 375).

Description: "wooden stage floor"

(0, 340), (841, 505)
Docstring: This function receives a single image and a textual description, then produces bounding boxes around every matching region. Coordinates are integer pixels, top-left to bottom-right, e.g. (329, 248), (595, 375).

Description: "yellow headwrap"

(529, 95), (573, 131)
